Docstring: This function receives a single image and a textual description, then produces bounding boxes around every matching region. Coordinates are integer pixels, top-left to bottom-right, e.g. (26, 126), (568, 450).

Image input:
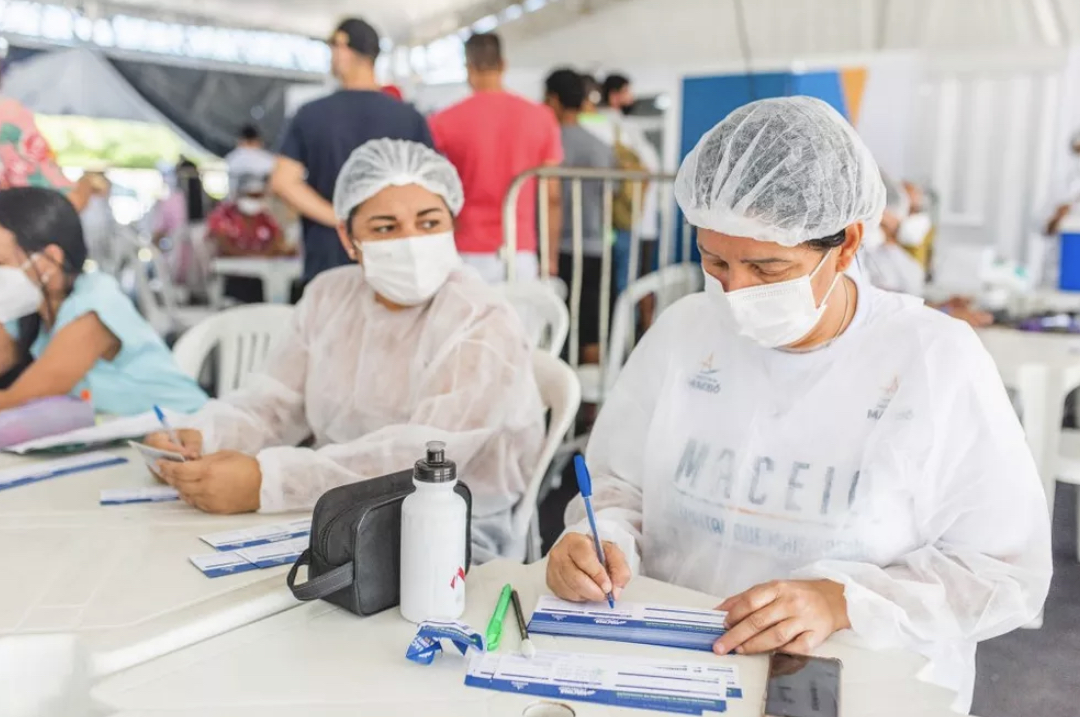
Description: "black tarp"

(108, 58), (308, 156)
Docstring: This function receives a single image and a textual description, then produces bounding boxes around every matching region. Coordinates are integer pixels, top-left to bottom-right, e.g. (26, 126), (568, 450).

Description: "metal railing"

(501, 166), (695, 372)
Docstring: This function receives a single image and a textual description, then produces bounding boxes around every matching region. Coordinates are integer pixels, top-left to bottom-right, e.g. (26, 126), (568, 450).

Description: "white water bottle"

(400, 441), (468, 623)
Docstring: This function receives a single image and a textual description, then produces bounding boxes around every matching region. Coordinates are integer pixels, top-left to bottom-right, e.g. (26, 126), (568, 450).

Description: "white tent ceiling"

(500, 0), (1080, 71)
(40, 0), (504, 43)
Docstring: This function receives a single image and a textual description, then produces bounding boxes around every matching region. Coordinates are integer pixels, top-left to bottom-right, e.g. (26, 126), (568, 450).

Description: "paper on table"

(4, 410), (184, 455)
(100, 486), (180, 505)
(200, 518), (311, 551)
(465, 649), (738, 714)
(0, 451), (128, 492)
(528, 596), (729, 652)
(189, 536), (308, 578)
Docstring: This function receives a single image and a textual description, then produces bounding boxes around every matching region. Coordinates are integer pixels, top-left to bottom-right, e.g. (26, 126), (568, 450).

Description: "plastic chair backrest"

(172, 304), (296, 397)
(978, 328), (1059, 515)
(604, 263), (703, 394)
(130, 245), (178, 336)
(500, 281), (571, 358)
(511, 351), (582, 556)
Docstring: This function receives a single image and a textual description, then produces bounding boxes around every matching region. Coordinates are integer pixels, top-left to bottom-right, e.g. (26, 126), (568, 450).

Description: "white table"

(210, 257), (302, 304)
(0, 447), (309, 677)
(92, 560), (961, 717)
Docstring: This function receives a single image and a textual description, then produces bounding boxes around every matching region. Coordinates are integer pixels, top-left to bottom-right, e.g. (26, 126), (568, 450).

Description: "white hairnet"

(182, 268), (543, 563)
(674, 96), (886, 246)
(332, 138), (465, 221)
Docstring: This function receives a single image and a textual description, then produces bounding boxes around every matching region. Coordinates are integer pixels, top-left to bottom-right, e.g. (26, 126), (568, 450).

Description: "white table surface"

(0, 447), (309, 677)
(92, 560), (961, 717)
(210, 257), (301, 304)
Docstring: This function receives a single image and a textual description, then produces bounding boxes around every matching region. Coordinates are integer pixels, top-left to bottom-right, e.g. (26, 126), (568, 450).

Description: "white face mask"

(897, 212), (932, 248)
(862, 223), (887, 251)
(355, 231), (461, 306)
(237, 198), (266, 216)
(0, 263), (44, 323)
(703, 249), (842, 349)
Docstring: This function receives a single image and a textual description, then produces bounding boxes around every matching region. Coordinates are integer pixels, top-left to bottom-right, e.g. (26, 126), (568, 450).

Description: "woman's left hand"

(157, 451), (262, 514)
(712, 579), (850, 656)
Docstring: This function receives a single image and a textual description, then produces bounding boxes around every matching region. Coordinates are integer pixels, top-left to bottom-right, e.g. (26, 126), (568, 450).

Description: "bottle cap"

(414, 440), (457, 483)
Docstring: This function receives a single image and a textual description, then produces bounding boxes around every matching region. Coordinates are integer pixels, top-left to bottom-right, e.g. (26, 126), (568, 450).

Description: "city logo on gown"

(688, 353), (721, 394)
(450, 566), (466, 589)
(867, 375), (900, 420)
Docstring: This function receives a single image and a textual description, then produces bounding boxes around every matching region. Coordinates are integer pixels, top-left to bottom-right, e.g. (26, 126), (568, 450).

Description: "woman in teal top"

(0, 187), (206, 415)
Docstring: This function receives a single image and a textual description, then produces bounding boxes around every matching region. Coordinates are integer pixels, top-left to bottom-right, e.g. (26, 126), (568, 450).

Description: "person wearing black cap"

(271, 17), (433, 288)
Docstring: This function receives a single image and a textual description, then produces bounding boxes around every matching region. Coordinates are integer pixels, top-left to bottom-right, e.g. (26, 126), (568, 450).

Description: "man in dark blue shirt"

(272, 17), (433, 283)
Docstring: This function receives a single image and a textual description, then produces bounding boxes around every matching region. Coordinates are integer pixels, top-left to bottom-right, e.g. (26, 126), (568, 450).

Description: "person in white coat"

(546, 96), (1051, 713)
(147, 138), (545, 562)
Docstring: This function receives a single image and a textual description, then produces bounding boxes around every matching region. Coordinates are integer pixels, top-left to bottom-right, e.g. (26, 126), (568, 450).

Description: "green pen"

(485, 584), (513, 651)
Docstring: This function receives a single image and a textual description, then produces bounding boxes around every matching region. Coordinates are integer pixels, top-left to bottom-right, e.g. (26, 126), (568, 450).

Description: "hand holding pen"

(544, 455), (633, 604)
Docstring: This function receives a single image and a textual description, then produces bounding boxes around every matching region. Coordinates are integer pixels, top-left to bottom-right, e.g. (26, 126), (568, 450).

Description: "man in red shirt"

(429, 32), (563, 282)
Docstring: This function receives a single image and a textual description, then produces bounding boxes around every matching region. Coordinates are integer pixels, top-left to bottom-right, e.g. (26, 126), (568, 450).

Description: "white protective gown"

(568, 272), (1051, 712)
(186, 265), (545, 562)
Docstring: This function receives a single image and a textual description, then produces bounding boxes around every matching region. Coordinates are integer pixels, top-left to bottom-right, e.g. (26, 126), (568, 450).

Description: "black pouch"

(286, 469), (473, 616)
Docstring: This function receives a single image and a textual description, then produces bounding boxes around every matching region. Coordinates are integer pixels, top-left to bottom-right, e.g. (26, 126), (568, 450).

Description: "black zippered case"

(286, 469), (473, 616)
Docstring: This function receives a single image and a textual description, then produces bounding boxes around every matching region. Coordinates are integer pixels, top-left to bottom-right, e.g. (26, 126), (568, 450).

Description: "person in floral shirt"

(206, 174), (294, 302)
(0, 97), (91, 210)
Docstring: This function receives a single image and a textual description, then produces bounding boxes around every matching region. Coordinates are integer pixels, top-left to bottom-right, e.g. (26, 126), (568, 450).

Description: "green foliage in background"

(35, 115), (210, 169)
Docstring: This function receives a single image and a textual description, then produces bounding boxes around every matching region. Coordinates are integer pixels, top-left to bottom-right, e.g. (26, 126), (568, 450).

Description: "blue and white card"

(199, 518), (311, 551)
(100, 486), (180, 505)
(0, 451), (128, 492)
(465, 649), (739, 714)
(528, 596), (729, 652)
(189, 535), (307, 578)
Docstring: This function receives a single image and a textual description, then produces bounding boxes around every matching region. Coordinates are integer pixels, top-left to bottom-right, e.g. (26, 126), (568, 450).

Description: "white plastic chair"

(510, 351), (582, 562)
(172, 304), (296, 397)
(129, 244), (215, 337)
(578, 263), (704, 405)
(500, 281), (571, 358)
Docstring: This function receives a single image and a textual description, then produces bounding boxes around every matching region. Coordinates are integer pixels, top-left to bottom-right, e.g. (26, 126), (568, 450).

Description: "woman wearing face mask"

(0, 187), (207, 414)
(145, 139), (544, 563)
(546, 97), (1050, 713)
(205, 174), (293, 303)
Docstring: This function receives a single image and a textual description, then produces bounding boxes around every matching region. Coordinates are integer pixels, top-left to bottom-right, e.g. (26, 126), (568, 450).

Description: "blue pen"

(153, 405), (181, 447)
(573, 454), (616, 609)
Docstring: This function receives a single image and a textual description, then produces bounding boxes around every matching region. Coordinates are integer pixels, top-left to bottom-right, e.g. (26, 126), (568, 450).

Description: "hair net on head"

(674, 96), (886, 247)
(332, 138), (465, 222)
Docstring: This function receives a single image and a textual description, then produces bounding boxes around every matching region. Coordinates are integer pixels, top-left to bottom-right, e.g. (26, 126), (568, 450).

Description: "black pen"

(510, 589), (535, 658)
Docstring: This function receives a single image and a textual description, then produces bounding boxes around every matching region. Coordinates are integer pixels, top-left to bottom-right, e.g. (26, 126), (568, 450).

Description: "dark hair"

(464, 33), (502, 70)
(0, 187), (87, 358)
(176, 158), (206, 222)
(239, 124), (261, 141)
(602, 73), (630, 105)
(545, 68), (585, 111)
(805, 227), (848, 252)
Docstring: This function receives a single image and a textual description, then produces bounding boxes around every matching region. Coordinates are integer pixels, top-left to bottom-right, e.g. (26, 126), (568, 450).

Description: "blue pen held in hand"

(153, 405), (181, 448)
(573, 454), (616, 609)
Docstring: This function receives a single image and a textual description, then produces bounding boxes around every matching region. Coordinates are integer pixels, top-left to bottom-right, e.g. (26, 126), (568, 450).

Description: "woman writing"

(546, 97), (1050, 713)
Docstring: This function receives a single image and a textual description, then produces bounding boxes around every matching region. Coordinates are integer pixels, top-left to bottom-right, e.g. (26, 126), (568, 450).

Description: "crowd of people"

(0, 14), (1058, 715)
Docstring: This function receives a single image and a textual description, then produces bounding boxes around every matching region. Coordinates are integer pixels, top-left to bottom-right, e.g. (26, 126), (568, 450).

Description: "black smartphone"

(763, 652), (842, 717)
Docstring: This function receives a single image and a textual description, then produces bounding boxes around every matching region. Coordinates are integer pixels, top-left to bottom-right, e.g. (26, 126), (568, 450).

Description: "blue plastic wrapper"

(406, 620), (485, 665)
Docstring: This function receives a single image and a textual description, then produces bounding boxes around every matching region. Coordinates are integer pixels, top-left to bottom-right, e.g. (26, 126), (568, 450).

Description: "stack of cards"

(189, 535), (309, 578)
(527, 596), (728, 651)
(465, 649), (742, 715)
